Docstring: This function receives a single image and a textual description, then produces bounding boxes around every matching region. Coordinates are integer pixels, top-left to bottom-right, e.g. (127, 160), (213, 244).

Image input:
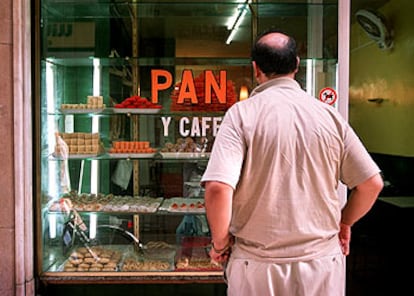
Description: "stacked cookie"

(63, 246), (122, 272)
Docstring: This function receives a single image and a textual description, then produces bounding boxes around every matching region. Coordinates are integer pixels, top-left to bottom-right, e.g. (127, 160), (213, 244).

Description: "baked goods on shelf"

(175, 236), (222, 271)
(114, 95), (162, 109)
(48, 193), (163, 213)
(121, 258), (172, 271)
(54, 132), (103, 157)
(108, 141), (157, 154)
(58, 238), (225, 272)
(175, 257), (221, 271)
(62, 246), (122, 272)
(160, 136), (211, 153)
(145, 241), (175, 250)
(121, 242), (175, 271)
(60, 95), (106, 111)
(158, 197), (205, 213)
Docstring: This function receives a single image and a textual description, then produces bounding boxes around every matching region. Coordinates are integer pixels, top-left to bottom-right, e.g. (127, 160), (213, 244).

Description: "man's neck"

(259, 72), (295, 84)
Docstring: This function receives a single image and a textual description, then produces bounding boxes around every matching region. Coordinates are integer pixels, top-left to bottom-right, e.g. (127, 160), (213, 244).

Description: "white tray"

(59, 108), (105, 114)
(160, 152), (210, 159)
(184, 181), (201, 187)
(52, 153), (100, 159)
(111, 108), (161, 114)
(159, 197), (205, 213)
(108, 153), (156, 159)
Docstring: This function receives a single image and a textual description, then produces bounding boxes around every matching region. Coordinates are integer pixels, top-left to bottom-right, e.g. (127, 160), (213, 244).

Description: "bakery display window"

(36, 0), (339, 284)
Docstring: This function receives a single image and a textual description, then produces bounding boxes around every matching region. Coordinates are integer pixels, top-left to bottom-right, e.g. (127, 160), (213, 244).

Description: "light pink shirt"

(201, 77), (380, 262)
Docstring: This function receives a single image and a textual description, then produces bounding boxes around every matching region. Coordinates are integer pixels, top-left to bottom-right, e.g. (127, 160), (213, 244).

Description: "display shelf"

(107, 152), (157, 159)
(43, 57), (252, 67)
(48, 109), (228, 118)
(59, 108), (106, 114)
(43, 56), (335, 67)
(40, 231), (223, 283)
(39, 271), (224, 284)
(48, 152), (211, 161)
(48, 209), (207, 216)
(51, 153), (101, 160)
(42, 1), (336, 20)
(159, 152), (210, 160)
(42, 1), (247, 19)
(111, 108), (162, 114)
(47, 196), (206, 214)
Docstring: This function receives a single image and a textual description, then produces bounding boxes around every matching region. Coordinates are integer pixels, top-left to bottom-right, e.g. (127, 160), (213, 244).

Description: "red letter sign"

(151, 69), (173, 104)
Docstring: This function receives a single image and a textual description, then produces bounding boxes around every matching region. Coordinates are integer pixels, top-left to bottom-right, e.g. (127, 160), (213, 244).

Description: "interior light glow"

(239, 85), (249, 100)
(78, 160), (85, 193)
(89, 213), (97, 239)
(48, 213), (57, 239)
(306, 59), (315, 96)
(306, 2), (323, 98)
(46, 62), (59, 197)
(93, 58), (101, 96)
(91, 58), (101, 194)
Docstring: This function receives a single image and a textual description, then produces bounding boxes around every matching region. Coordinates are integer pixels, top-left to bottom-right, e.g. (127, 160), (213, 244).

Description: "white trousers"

(226, 253), (346, 296)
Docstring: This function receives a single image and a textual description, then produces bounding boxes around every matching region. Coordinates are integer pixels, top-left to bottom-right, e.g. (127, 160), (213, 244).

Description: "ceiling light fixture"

(226, 0), (251, 45)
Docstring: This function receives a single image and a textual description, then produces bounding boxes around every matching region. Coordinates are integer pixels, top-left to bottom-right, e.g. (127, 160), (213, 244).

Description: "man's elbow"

(357, 173), (384, 196)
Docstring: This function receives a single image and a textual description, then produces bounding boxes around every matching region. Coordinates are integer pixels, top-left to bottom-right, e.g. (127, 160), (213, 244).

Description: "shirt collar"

(250, 77), (301, 97)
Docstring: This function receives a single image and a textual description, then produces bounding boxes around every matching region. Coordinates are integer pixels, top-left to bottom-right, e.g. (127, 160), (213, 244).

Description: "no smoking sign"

(319, 87), (337, 105)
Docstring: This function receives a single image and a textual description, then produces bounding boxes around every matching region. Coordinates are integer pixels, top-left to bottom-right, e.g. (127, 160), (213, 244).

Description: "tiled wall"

(0, 0), (34, 295)
(0, 0), (16, 295)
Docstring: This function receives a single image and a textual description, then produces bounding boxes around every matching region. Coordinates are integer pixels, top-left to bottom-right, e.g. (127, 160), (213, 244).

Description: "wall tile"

(0, 289), (14, 296)
(0, 44), (14, 229)
(0, 45), (12, 98)
(0, 0), (12, 44)
(0, 228), (15, 292)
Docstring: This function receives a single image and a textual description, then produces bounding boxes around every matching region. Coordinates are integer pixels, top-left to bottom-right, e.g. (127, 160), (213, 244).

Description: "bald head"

(251, 30), (298, 79)
(258, 32), (290, 51)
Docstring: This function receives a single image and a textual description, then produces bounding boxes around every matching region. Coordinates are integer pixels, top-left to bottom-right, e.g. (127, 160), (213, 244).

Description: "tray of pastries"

(48, 194), (163, 213)
(61, 246), (122, 272)
(120, 241), (176, 272)
(175, 237), (222, 271)
(158, 197), (205, 213)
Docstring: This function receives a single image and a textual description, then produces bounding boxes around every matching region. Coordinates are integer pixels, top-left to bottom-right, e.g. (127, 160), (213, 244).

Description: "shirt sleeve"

(340, 123), (381, 189)
(201, 106), (246, 189)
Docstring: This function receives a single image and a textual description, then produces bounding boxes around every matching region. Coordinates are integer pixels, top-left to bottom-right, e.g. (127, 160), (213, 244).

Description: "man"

(201, 30), (383, 296)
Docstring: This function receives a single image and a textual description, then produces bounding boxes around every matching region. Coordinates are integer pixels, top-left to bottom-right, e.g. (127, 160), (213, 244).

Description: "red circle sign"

(319, 87), (337, 105)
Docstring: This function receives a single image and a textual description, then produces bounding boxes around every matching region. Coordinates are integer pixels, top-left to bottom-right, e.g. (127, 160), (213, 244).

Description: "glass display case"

(36, 0), (340, 284)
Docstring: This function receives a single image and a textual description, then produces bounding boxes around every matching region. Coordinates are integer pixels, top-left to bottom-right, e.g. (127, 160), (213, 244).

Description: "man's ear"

(295, 56), (300, 73)
(252, 61), (258, 77)
(252, 61), (262, 80)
